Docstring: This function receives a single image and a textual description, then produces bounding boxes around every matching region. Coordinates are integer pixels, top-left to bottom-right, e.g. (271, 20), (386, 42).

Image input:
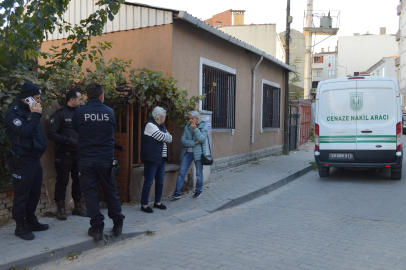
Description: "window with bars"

(262, 84), (280, 128)
(202, 64), (236, 129)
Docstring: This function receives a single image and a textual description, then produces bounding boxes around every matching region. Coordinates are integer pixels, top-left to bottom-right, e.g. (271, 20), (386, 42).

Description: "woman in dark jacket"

(140, 106), (172, 213)
(172, 111), (208, 199)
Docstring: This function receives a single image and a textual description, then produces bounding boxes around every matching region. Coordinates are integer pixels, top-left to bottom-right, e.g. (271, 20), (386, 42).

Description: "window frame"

(199, 57), (237, 130)
(261, 79), (281, 133)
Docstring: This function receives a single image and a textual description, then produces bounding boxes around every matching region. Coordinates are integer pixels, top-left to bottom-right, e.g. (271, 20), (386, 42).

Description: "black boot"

(15, 220), (35, 240)
(113, 220), (123, 237)
(72, 201), (87, 217)
(88, 222), (104, 241)
(26, 216), (49, 231)
(56, 200), (67, 220)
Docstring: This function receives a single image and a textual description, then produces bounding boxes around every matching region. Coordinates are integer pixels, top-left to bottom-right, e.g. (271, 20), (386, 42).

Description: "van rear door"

(318, 81), (357, 162)
(355, 80), (397, 163)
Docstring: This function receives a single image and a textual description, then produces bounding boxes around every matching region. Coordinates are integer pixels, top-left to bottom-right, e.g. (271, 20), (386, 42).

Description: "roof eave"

(177, 11), (296, 73)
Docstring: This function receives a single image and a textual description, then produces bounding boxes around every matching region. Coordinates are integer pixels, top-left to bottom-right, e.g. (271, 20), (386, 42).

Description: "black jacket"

(140, 118), (167, 163)
(72, 99), (116, 162)
(5, 99), (47, 158)
(48, 105), (78, 152)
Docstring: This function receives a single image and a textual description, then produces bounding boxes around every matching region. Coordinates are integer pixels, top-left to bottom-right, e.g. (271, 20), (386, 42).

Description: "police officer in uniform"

(5, 82), (49, 240)
(72, 83), (125, 241)
(48, 89), (87, 220)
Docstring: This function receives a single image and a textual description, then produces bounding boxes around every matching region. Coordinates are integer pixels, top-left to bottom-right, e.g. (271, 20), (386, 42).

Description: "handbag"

(200, 134), (214, 165)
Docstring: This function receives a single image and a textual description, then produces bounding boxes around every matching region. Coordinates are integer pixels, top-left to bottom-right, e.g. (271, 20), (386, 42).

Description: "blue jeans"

(175, 152), (203, 195)
(141, 158), (166, 206)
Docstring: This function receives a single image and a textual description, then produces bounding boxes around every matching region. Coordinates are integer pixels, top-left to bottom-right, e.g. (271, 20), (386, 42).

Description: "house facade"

(39, 1), (295, 203)
(366, 57), (397, 78)
(397, 1), (406, 111)
(312, 49), (338, 89)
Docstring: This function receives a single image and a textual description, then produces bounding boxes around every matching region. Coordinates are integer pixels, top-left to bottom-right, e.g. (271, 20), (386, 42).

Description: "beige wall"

(279, 29), (306, 88)
(219, 24), (285, 62)
(40, 24), (174, 76)
(171, 20), (286, 160)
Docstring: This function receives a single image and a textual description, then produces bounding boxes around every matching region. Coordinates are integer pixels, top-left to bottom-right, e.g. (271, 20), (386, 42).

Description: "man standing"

(48, 89), (87, 220)
(72, 83), (125, 241)
(5, 81), (49, 240)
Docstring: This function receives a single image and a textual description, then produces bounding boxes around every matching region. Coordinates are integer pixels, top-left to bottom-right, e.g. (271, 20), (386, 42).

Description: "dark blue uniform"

(48, 105), (82, 204)
(5, 99), (47, 222)
(72, 99), (124, 229)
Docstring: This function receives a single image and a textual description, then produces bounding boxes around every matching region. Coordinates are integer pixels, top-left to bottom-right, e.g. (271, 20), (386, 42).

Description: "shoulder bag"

(200, 134), (213, 165)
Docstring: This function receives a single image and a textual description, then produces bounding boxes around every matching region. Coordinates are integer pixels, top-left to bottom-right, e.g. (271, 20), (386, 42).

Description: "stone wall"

(0, 184), (55, 226)
(211, 145), (283, 173)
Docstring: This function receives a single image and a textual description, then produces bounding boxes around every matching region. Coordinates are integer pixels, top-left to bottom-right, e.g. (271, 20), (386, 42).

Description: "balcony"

(396, 57), (400, 67)
(397, 30), (401, 41)
(398, 4), (402, 15)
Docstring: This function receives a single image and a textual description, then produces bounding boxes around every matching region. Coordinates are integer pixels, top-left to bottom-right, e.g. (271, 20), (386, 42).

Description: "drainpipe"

(251, 56), (264, 144)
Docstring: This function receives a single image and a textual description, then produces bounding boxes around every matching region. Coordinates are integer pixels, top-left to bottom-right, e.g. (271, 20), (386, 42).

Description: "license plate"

(329, 153), (354, 160)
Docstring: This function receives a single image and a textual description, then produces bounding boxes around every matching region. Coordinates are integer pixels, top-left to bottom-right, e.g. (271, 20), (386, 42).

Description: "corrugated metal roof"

(46, 0), (173, 41)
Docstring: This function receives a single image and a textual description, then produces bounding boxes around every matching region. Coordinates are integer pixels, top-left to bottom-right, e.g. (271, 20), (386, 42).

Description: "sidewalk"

(0, 145), (314, 270)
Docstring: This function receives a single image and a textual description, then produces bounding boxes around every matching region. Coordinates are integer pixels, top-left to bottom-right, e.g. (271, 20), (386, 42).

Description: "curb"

(0, 165), (313, 270)
(0, 231), (146, 270)
(212, 165), (313, 212)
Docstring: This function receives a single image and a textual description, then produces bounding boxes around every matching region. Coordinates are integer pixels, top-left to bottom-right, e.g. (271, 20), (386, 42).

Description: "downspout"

(251, 56), (264, 144)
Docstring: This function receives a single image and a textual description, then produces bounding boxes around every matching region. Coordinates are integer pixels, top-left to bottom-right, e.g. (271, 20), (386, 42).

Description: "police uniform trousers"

(8, 158), (43, 222)
(78, 161), (124, 228)
(54, 151), (82, 203)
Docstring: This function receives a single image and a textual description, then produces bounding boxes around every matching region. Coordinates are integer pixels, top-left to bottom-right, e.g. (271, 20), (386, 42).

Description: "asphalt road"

(35, 148), (406, 270)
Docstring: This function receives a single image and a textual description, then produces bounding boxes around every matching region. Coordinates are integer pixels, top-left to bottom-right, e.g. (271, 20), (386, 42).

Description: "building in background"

(204, 9), (245, 27)
(366, 56), (397, 77)
(397, 1), (405, 111)
(279, 29), (306, 89)
(312, 47), (338, 89)
(337, 29), (397, 78)
(219, 23), (285, 62)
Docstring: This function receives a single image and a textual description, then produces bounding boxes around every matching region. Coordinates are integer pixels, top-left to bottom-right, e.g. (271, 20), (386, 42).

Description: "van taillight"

(397, 122), (403, 150)
(315, 123), (320, 150)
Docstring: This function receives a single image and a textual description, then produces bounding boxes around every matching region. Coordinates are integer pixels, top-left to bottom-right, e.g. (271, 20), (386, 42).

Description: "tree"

(0, 0), (124, 190)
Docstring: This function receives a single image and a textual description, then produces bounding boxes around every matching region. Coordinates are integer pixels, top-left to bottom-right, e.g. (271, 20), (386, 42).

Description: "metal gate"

(289, 105), (298, 151)
(298, 99), (311, 145)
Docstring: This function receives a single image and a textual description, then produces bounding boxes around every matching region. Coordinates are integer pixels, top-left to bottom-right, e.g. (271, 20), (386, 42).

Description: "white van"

(314, 76), (403, 180)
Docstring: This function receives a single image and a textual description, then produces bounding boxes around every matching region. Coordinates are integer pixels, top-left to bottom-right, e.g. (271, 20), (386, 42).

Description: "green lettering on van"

(351, 116), (355, 121)
(327, 116), (330, 121)
(379, 115), (383, 120)
(334, 116), (338, 121)
(375, 115), (378, 120)
(346, 116), (349, 121)
(370, 115), (374, 120)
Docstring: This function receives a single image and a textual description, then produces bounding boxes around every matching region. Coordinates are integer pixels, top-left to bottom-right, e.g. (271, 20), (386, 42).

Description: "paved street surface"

(0, 146), (313, 270)
(37, 162), (406, 270)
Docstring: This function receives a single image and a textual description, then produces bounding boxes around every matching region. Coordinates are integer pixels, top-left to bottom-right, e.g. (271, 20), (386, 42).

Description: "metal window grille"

(202, 65), (236, 129)
(262, 84), (280, 128)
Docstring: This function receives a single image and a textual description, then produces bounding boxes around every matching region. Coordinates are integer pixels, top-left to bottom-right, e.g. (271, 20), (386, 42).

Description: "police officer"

(48, 89), (87, 220)
(72, 83), (125, 241)
(5, 82), (49, 240)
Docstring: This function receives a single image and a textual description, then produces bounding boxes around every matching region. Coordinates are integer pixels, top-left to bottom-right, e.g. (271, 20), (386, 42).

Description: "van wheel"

(319, 167), (330, 177)
(391, 166), (402, 180)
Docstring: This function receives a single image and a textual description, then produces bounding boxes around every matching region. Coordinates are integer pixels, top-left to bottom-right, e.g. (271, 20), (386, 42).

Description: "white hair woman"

(172, 111), (208, 199)
(140, 106), (172, 213)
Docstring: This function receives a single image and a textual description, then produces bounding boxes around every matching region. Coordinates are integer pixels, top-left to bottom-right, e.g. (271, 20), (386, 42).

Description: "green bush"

(0, 111), (12, 192)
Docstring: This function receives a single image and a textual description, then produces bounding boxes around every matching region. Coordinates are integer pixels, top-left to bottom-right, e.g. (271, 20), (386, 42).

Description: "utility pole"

(283, 0), (291, 154)
(303, 0), (314, 99)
